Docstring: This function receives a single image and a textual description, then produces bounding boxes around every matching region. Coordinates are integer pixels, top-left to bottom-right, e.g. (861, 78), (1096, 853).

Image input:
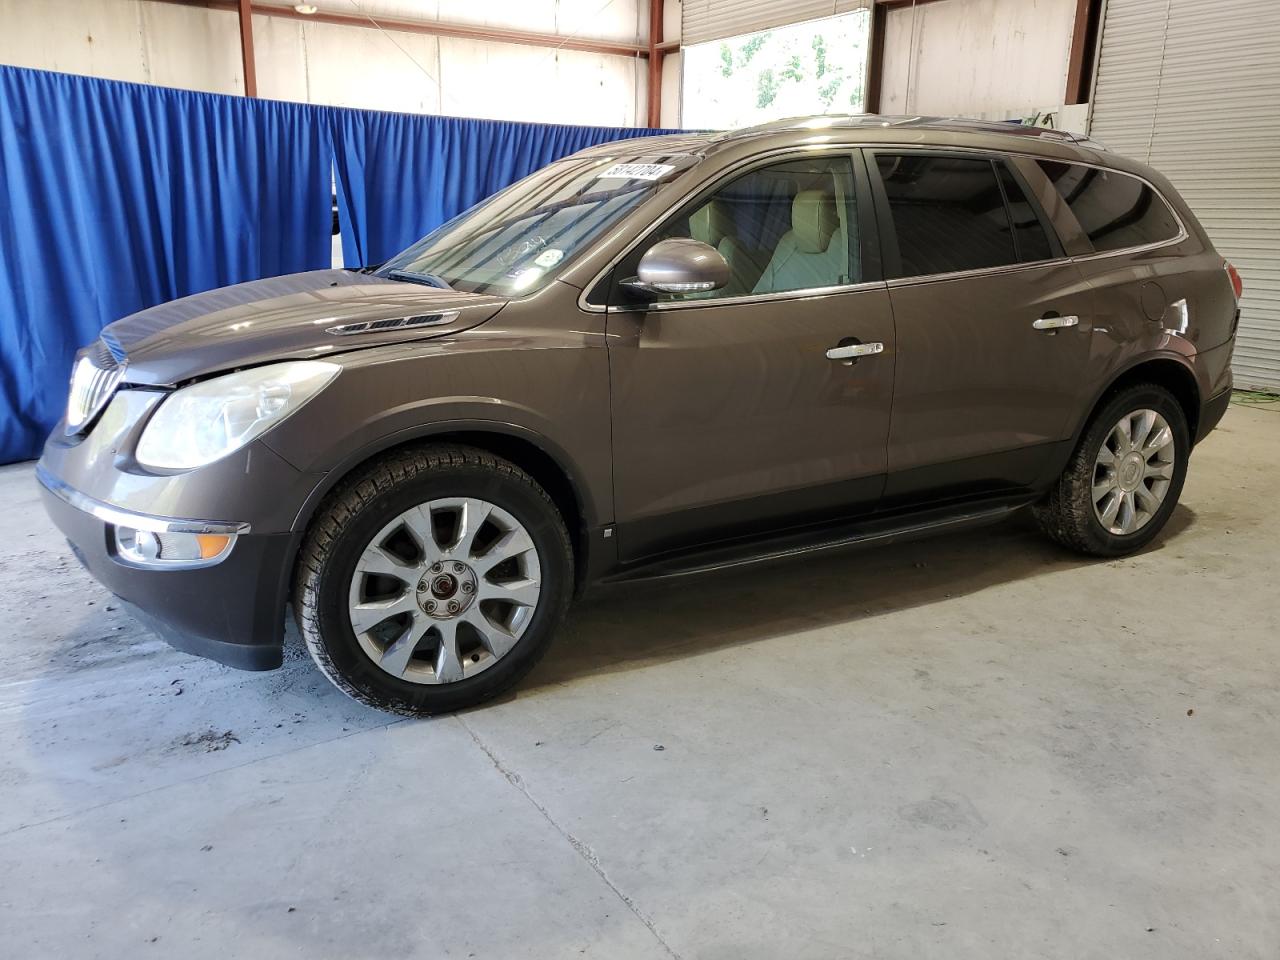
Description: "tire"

(1033, 383), (1190, 557)
(294, 444), (573, 716)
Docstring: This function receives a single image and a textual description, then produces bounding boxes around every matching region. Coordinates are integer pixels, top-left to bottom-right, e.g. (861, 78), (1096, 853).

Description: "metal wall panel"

(683, 0), (870, 46)
(1091, 0), (1280, 391)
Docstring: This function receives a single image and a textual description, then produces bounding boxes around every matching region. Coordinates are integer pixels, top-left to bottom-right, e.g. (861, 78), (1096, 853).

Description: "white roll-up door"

(1090, 0), (1280, 391)
(682, 0), (871, 46)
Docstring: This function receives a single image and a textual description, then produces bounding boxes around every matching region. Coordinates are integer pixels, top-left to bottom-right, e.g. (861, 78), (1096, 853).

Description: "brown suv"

(38, 116), (1239, 715)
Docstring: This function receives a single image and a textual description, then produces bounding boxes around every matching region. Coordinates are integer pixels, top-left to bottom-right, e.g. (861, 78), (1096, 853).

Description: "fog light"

(116, 527), (234, 567)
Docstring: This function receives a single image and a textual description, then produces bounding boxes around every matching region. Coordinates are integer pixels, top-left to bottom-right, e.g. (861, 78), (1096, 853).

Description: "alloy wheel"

(1091, 408), (1177, 536)
(347, 498), (542, 684)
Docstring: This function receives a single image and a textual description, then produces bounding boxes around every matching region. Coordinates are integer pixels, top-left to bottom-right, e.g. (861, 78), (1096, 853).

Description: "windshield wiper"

(387, 269), (454, 291)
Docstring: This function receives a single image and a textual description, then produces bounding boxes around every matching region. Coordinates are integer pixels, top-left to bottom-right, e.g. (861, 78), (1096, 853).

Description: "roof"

(577, 114), (1106, 159)
(724, 114), (1102, 147)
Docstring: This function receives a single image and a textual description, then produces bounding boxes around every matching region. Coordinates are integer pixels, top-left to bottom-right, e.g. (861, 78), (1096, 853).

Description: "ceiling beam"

(162, 0), (649, 59)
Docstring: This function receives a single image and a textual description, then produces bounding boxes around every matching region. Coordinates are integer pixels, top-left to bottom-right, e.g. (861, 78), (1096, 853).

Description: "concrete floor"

(1, 402), (1277, 960)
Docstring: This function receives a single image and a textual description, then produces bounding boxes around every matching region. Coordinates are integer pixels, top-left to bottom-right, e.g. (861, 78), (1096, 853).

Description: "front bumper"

(38, 467), (293, 671)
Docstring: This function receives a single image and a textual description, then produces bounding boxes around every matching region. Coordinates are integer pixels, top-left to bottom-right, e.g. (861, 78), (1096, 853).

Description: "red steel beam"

(237, 0), (257, 96)
(646, 0), (664, 128)
(864, 1), (888, 113)
(1064, 0), (1103, 105)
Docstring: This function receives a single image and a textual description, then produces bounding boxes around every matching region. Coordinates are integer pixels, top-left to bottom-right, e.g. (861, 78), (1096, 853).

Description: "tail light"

(1226, 261), (1244, 302)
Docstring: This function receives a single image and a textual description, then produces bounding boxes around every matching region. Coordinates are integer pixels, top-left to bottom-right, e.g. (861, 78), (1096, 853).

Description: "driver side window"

(636, 155), (861, 302)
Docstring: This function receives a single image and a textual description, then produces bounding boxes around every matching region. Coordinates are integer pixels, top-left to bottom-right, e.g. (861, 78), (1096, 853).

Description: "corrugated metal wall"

(683, 0), (870, 45)
(1090, 0), (1280, 391)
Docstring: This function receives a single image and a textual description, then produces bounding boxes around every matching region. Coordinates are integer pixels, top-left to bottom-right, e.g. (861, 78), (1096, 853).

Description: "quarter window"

(637, 155), (861, 301)
(1036, 161), (1181, 253)
(875, 154), (1018, 278)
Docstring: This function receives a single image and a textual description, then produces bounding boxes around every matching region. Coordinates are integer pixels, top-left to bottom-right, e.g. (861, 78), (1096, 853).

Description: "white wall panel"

(0, 0), (241, 93)
(1090, 0), (1280, 391)
(139, 1), (243, 94)
(880, 0), (1077, 119)
(682, 0), (869, 45)
(437, 37), (642, 125)
(0, 0), (648, 126)
(298, 17), (443, 115)
(305, 0), (644, 45)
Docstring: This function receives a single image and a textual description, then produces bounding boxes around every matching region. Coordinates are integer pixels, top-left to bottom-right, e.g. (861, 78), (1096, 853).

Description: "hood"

(103, 270), (508, 385)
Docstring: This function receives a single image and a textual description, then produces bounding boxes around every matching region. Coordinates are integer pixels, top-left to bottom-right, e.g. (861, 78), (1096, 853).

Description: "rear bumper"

(1197, 382), (1232, 445)
(38, 471), (291, 671)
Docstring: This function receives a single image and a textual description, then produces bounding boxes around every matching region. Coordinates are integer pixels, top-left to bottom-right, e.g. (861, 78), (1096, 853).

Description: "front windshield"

(377, 154), (700, 296)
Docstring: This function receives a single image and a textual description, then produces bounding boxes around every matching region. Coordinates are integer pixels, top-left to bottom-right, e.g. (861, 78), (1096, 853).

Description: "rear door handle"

(826, 341), (884, 360)
(1032, 314), (1080, 331)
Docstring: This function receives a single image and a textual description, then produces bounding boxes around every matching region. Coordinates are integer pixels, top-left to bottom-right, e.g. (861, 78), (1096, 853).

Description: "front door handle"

(826, 341), (884, 361)
(1032, 314), (1080, 331)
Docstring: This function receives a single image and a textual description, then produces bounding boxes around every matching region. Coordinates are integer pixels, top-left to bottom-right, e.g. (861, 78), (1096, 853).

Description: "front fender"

(282, 415), (604, 535)
(262, 333), (613, 533)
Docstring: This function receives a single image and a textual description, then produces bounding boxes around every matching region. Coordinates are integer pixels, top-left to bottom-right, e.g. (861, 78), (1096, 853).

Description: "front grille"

(65, 340), (125, 435)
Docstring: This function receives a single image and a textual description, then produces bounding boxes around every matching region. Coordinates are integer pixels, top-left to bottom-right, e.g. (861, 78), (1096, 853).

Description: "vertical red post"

(646, 0), (664, 127)
(238, 0), (258, 97)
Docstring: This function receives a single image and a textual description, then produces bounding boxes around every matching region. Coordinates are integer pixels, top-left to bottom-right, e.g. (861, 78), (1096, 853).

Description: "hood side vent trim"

(326, 311), (460, 337)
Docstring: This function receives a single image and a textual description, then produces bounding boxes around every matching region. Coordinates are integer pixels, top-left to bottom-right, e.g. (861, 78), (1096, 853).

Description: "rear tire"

(1033, 383), (1189, 557)
(294, 444), (573, 716)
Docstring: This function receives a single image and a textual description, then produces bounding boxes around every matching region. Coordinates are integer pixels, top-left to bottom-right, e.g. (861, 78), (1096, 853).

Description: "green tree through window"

(682, 11), (871, 129)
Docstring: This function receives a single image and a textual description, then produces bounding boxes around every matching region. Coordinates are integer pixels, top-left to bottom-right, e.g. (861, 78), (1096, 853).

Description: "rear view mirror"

(625, 238), (730, 296)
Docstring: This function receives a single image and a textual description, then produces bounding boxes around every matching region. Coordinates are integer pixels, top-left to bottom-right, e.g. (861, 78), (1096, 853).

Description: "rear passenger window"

(1037, 160), (1181, 252)
(875, 154), (1018, 278)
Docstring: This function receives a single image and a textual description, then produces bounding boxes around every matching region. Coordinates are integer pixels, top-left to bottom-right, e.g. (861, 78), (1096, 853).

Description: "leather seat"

(689, 199), (760, 297)
(752, 190), (848, 295)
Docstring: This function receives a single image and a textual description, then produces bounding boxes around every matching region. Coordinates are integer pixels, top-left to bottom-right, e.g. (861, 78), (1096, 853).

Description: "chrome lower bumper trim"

(36, 464), (251, 536)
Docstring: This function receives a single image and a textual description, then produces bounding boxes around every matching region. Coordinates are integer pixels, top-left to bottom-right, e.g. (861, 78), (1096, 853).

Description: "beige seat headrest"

(791, 190), (839, 254)
(690, 199), (733, 247)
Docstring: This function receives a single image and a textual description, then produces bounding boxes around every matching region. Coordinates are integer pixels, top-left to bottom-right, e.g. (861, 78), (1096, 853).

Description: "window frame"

(1030, 158), (1188, 260)
(993, 159), (1066, 264)
(865, 147), (1060, 283)
(577, 145), (1191, 312)
(590, 147), (885, 312)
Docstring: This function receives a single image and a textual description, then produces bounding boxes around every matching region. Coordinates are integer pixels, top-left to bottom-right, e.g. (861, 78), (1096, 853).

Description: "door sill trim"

(602, 498), (1032, 584)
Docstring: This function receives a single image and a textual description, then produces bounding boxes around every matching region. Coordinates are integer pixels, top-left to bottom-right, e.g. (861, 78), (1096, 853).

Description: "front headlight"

(136, 361), (339, 470)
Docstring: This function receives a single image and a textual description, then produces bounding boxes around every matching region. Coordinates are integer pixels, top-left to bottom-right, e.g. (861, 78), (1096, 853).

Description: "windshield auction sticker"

(596, 163), (676, 181)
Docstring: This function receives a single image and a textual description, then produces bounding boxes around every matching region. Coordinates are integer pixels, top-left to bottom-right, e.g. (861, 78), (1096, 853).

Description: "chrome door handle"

(826, 342), (884, 360)
(1032, 314), (1080, 331)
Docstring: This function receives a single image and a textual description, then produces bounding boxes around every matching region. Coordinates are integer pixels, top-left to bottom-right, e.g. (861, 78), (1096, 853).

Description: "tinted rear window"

(1037, 161), (1181, 253)
(875, 154), (1017, 278)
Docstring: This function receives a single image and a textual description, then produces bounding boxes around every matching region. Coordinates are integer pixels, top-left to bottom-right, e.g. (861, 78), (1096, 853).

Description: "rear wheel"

(1033, 384), (1189, 557)
(294, 445), (573, 716)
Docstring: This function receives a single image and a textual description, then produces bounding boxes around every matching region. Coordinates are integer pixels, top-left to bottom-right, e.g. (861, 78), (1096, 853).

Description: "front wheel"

(294, 445), (573, 716)
(1033, 383), (1190, 557)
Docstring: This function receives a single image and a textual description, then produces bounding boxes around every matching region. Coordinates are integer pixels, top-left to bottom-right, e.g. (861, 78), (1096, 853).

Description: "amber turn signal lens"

(196, 534), (233, 559)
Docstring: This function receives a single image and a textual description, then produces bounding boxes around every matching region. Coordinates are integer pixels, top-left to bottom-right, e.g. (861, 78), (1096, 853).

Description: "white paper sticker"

(534, 248), (565, 268)
(596, 162), (676, 181)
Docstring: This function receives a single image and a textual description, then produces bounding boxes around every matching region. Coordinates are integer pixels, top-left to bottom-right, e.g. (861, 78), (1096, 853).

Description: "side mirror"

(625, 238), (730, 297)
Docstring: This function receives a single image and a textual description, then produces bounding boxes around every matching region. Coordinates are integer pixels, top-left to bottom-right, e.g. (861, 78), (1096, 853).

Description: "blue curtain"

(0, 67), (334, 463)
(0, 66), (681, 464)
(331, 107), (681, 267)
(0, 65), (686, 463)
